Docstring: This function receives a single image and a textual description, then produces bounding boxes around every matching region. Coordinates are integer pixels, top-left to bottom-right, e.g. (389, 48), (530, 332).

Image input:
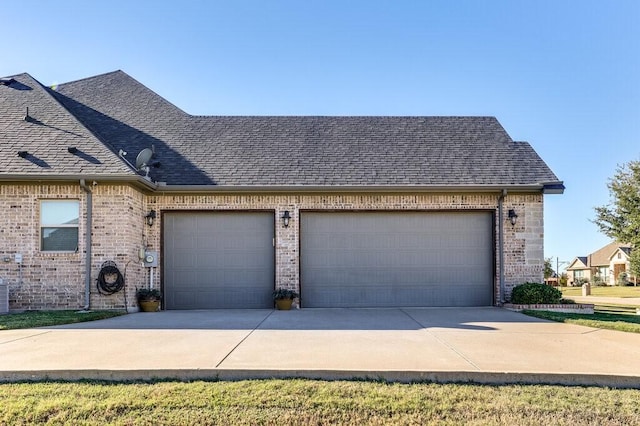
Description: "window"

(41, 200), (79, 252)
(574, 270), (584, 279)
(594, 266), (609, 284)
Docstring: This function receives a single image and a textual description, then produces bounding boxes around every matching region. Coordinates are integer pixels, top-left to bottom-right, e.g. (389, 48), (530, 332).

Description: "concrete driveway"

(1, 307), (639, 387)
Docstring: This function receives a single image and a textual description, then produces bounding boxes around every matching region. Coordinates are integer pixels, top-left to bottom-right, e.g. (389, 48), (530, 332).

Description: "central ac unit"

(0, 282), (8, 314)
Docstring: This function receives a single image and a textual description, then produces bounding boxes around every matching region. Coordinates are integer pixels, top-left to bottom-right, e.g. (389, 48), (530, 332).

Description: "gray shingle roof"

(3, 70), (562, 190)
(0, 73), (134, 178)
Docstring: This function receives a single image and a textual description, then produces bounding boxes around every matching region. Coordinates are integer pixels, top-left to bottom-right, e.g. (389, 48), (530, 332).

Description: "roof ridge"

(62, 70), (190, 117)
(57, 70), (127, 87)
(1, 72), (33, 80)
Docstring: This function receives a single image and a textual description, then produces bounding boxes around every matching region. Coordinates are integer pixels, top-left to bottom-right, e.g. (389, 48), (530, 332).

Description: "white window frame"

(40, 200), (80, 252)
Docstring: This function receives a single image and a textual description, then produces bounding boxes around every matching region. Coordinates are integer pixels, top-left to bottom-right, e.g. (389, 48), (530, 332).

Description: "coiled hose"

(96, 261), (125, 295)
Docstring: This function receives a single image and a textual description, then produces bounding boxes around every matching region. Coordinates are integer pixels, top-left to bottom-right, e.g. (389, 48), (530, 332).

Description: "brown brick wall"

(150, 192), (544, 303)
(90, 184), (147, 311)
(1, 185), (544, 310)
(0, 184), (85, 310)
(0, 183), (148, 311)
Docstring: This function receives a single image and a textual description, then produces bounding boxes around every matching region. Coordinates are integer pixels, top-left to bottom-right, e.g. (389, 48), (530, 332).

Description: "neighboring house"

(566, 242), (634, 286)
(0, 71), (564, 311)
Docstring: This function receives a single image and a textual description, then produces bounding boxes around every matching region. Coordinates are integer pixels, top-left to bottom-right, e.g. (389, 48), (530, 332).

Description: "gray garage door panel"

(164, 212), (274, 309)
(301, 212), (493, 307)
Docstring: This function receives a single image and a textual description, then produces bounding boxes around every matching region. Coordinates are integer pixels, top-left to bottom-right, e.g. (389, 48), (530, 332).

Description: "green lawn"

(0, 310), (125, 330)
(0, 380), (638, 425)
(561, 286), (640, 298)
(523, 309), (640, 334)
(557, 285), (640, 327)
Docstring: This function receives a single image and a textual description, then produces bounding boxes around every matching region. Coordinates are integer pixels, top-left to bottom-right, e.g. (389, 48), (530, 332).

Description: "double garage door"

(163, 211), (494, 309)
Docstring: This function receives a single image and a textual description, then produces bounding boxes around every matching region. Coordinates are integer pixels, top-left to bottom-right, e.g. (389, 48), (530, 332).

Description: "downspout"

(79, 180), (93, 310)
(498, 189), (507, 304)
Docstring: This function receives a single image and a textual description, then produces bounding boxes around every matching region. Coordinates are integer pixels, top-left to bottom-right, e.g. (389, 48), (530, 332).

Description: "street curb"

(1, 369), (638, 389)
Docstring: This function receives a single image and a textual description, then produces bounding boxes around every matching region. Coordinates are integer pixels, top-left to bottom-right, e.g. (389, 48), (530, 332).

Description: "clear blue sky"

(2, 1), (638, 271)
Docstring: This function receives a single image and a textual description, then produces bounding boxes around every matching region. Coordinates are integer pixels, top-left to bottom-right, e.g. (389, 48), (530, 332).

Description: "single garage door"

(164, 212), (274, 309)
(300, 211), (493, 307)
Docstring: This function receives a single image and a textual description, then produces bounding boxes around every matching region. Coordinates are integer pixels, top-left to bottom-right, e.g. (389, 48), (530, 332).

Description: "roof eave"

(154, 183), (559, 194)
(0, 174), (156, 189)
(0, 175), (565, 195)
(541, 182), (565, 194)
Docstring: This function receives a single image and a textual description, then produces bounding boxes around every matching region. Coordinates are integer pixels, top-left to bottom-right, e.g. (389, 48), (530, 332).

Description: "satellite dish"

(119, 147), (156, 182)
(135, 148), (153, 170)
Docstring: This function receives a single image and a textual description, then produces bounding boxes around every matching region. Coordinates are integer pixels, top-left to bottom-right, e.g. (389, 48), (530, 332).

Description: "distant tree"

(593, 160), (640, 277)
(544, 257), (555, 279)
(559, 273), (568, 286)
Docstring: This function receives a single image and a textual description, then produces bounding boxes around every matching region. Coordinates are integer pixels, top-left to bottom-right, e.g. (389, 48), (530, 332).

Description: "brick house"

(0, 71), (563, 312)
(566, 242), (634, 286)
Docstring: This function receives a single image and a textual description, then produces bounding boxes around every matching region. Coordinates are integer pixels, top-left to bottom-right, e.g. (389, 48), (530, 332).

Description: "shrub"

(574, 277), (589, 286)
(617, 272), (629, 287)
(510, 282), (562, 304)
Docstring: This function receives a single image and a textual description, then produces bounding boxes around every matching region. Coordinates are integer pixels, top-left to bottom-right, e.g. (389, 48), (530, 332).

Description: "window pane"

(42, 227), (79, 251)
(41, 200), (79, 226)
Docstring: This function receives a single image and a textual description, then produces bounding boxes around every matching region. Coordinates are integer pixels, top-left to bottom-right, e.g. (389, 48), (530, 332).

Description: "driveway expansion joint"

(0, 330), (51, 346)
(215, 310), (274, 368)
(398, 308), (427, 329)
(400, 308), (481, 371)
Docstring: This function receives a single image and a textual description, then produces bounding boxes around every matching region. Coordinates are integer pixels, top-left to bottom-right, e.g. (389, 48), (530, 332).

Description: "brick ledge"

(503, 303), (594, 314)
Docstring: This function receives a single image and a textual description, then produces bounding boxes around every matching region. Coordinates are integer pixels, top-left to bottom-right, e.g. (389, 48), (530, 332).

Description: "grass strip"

(0, 310), (125, 330)
(523, 309), (640, 334)
(0, 379), (638, 425)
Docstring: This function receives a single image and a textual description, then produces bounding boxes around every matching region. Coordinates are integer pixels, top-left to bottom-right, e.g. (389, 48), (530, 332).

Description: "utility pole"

(556, 257), (569, 286)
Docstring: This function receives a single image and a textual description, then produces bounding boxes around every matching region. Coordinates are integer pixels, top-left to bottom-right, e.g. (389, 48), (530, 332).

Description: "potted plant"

(272, 288), (298, 310)
(136, 287), (161, 312)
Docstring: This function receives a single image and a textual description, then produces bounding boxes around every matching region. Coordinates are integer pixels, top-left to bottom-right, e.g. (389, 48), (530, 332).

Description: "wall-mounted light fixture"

(508, 209), (518, 226)
(145, 210), (157, 227)
(281, 210), (291, 228)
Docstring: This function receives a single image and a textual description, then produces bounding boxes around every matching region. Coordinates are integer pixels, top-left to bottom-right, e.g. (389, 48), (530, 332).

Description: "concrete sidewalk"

(1, 308), (639, 387)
